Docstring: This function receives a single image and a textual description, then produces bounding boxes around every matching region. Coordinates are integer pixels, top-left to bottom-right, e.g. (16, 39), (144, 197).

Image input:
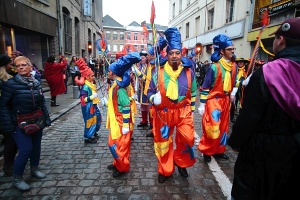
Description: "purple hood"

(263, 58), (300, 121)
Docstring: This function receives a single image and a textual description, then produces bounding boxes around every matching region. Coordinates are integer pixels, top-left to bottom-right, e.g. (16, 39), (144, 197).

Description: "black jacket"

(0, 76), (51, 134)
(227, 45), (300, 200)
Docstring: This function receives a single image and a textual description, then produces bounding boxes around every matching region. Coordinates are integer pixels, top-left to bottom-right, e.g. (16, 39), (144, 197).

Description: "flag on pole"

(247, 9), (269, 75)
(150, 0), (155, 24)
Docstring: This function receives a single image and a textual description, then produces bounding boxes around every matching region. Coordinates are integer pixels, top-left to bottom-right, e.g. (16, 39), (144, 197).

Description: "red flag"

(150, 0), (155, 24)
(261, 9), (269, 27)
(101, 35), (106, 51)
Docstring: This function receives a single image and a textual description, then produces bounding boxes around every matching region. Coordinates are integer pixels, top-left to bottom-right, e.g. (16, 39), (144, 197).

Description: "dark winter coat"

(227, 45), (300, 200)
(0, 75), (51, 134)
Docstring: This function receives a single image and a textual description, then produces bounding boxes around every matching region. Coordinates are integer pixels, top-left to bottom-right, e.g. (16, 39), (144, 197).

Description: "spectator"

(0, 54), (17, 177)
(0, 56), (51, 191)
(43, 55), (67, 106)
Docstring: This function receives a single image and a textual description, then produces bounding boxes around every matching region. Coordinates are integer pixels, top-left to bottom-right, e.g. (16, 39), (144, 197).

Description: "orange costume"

(198, 63), (236, 155)
(151, 67), (196, 176)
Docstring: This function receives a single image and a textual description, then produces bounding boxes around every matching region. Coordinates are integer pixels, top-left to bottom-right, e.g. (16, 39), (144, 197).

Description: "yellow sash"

(164, 62), (183, 100)
(85, 80), (100, 104)
(219, 57), (233, 92)
(106, 81), (121, 140)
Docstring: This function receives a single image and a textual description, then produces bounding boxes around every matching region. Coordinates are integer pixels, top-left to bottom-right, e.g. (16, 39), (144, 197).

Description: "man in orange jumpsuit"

(147, 27), (197, 183)
(198, 34), (239, 163)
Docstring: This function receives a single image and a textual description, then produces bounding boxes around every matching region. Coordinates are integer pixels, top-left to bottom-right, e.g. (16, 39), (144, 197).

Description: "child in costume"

(106, 52), (141, 177)
(75, 58), (102, 144)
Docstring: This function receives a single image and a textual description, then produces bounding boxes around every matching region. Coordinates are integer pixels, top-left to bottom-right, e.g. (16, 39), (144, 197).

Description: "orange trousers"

(152, 106), (196, 176)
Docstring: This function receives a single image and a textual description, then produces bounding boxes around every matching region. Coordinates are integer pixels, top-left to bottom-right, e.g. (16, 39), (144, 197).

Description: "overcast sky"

(103, 0), (169, 26)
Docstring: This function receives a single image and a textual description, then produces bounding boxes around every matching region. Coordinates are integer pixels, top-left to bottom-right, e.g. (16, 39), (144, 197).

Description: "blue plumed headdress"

(211, 34), (233, 62)
(109, 52), (141, 87)
(164, 27), (182, 52)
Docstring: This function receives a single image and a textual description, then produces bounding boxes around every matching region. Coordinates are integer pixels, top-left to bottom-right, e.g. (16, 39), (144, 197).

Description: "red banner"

(150, 0), (155, 24)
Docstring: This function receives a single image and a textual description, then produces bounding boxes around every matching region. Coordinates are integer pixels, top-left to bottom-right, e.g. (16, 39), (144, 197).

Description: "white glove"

(230, 87), (238, 102)
(101, 97), (107, 106)
(198, 103), (206, 116)
(90, 93), (98, 99)
(131, 94), (138, 100)
(122, 127), (130, 135)
(153, 92), (162, 105)
(242, 73), (253, 86)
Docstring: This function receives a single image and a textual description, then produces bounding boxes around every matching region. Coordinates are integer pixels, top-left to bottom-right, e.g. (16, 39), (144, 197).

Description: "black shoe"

(148, 124), (153, 130)
(203, 154), (211, 163)
(112, 169), (124, 177)
(137, 123), (148, 128)
(51, 103), (60, 107)
(213, 153), (229, 160)
(146, 132), (154, 137)
(177, 166), (188, 177)
(158, 174), (169, 183)
(93, 133), (99, 139)
(84, 138), (97, 144)
(107, 164), (116, 171)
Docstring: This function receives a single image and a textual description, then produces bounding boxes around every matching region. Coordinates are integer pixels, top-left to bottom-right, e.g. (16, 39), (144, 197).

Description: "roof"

(103, 15), (124, 27)
(127, 21), (168, 31)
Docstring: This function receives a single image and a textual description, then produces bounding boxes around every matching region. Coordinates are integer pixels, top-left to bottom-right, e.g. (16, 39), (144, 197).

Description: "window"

(179, 0), (182, 12)
(63, 7), (72, 54)
(195, 16), (200, 35)
(75, 18), (80, 55)
(134, 45), (138, 51)
(141, 45), (145, 51)
(120, 44), (124, 51)
(134, 33), (138, 40)
(113, 31), (118, 40)
(120, 32), (124, 40)
(208, 8), (214, 30)
(226, 0), (234, 23)
(172, 3), (175, 18)
(113, 44), (118, 52)
(186, 22), (189, 39)
(127, 33), (131, 40)
(106, 31), (111, 40)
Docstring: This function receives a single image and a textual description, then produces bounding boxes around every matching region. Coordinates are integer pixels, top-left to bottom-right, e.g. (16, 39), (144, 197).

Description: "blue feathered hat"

(148, 47), (154, 56)
(109, 52), (141, 87)
(211, 34), (233, 62)
(164, 27), (182, 52)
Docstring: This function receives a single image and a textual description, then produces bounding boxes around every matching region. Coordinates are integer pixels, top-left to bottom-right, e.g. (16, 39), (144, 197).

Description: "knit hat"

(211, 34), (234, 62)
(109, 52), (141, 77)
(269, 18), (300, 40)
(164, 27), (182, 52)
(0, 54), (12, 67)
(75, 58), (94, 78)
(109, 52), (141, 87)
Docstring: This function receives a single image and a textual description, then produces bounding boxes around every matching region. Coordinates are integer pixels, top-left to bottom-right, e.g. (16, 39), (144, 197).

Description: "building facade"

(0, 0), (103, 71)
(168, 0), (300, 63)
(168, 0), (251, 62)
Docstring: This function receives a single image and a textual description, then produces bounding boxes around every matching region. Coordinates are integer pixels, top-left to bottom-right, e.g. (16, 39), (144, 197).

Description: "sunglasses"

(168, 51), (181, 56)
(225, 48), (236, 51)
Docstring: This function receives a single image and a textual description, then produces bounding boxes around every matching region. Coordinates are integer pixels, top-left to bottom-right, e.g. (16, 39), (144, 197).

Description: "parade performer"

(230, 57), (249, 122)
(198, 34), (239, 163)
(106, 52), (141, 178)
(75, 58), (102, 144)
(134, 51), (152, 129)
(147, 27), (197, 183)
